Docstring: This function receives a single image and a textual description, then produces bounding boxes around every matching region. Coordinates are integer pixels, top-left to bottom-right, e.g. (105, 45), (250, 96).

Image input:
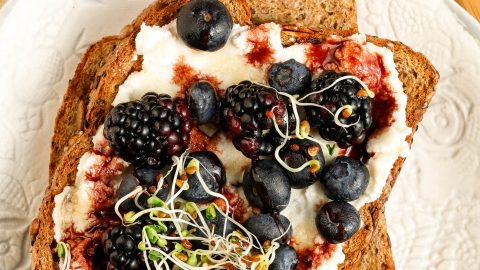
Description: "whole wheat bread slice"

(248, 0), (358, 32)
(30, 1), (439, 269)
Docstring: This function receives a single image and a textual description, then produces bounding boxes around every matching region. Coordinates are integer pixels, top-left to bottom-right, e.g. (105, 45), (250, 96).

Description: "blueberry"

(242, 160), (291, 213)
(188, 81), (218, 124)
(315, 201), (360, 243)
(133, 167), (159, 187)
(177, 0), (233, 51)
(116, 174), (146, 212)
(117, 173), (169, 212)
(180, 151), (226, 203)
(244, 214), (292, 244)
(189, 208), (236, 248)
(279, 139), (325, 189)
(320, 156), (369, 201)
(133, 167), (170, 200)
(268, 59), (311, 95)
(269, 245), (298, 270)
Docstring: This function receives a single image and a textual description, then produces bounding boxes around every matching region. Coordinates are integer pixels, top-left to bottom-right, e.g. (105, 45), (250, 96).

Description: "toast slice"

(31, 0), (439, 269)
(248, 0), (358, 32)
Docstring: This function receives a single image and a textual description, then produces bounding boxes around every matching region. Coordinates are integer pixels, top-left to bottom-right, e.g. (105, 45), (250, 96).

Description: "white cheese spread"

(53, 20), (410, 270)
(53, 127), (128, 242)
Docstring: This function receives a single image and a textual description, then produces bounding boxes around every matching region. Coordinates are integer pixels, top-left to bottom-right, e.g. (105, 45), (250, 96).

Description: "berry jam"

(293, 240), (337, 270)
(221, 186), (248, 223)
(188, 127), (221, 152)
(172, 57), (222, 98)
(246, 25), (275, 67)
(305, 42), (342, 72)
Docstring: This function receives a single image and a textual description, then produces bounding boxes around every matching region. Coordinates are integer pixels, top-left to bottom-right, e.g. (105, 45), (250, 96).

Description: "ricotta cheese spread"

(53, 127), (128, 242)
(53, 20), (410, 270)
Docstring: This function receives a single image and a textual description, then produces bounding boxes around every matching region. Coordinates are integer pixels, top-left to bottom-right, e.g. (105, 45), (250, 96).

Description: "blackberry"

(102, 224), (147, 270)
(104, 93), (192, 168)
(303, 71), (373, 148)
(221, 81), (289, 159)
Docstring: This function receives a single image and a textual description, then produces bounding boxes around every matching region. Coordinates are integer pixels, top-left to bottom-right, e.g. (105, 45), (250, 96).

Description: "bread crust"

(30, 1), (439, 269)
(247, 0), (358, 32)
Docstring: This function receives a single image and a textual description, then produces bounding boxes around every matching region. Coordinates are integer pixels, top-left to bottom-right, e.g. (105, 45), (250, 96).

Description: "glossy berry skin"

(104, 93), (192, 168)
(243, 160), (291, 213)
(102, 224), (147, 270)
(279, 139), (325, 189)
(177, 0), (233, 51)
(304, 71), (373, 148)
(134, 167), (171, 201)
(243, 214), (292, 244)
(268, 59), (311, 95)
(315, 201), (360, 244)
(189, 209), (236, 247)
(116, 174), (147, 212)
(116, 170), (170, 213)
(221, 81), (289, 159)
(321, 156), (369, 201)
(133, 167), (160, 188)
(179, 151), (226, 203)
(188, 81), (219, 124)
(268, 245), (298, 270)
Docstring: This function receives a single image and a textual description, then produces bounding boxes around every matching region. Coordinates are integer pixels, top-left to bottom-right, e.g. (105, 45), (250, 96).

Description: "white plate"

(0, 0), (479, 269)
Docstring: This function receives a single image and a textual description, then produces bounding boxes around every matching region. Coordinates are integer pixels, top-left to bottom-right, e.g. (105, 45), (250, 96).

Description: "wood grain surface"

(457, 0), (480, 21)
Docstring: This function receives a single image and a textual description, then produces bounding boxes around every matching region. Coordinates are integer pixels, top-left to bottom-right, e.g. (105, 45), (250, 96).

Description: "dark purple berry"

(279, 139), (325, 189)
(269, 245), (298, 270)
(102, 223), (149, 270)
(221, 81), (290, 159)
(188, 81), (218, 124)
(104, 93), (192, 168)
(242, 160), (291, 213)
(321, 156), (369, 201)
(179, 151), (226, 203)
(116, 172), (170, 213)
(244, 214), (292, 244)
(268, 59), (311, 95)
(189, 209), (236, 248)
(303, 71), (373, 148)
(315, 201), (360, 244)
(177, 0), (233, 51)
(133, 167), (159, 187)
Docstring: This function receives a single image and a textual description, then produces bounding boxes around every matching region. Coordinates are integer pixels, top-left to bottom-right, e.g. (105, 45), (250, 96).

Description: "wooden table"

(457, 0), (480, 21)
